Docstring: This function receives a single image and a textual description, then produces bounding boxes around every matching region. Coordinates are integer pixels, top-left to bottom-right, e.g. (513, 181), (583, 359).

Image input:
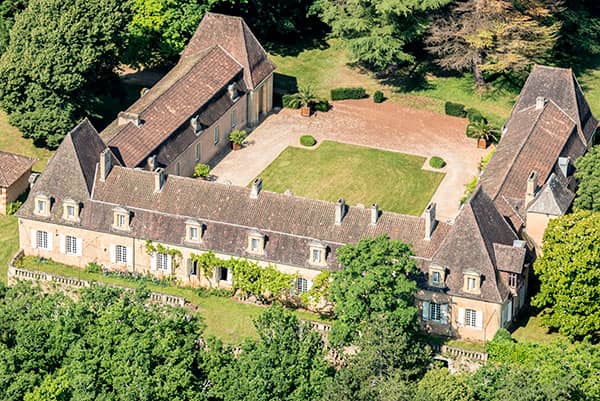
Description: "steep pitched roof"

(431, 187), (518, 302)
(181, 12), (275, 89)
(105, 46), (243, 167)
(527, 173), (575, 216)
(0, 151), (35, 187)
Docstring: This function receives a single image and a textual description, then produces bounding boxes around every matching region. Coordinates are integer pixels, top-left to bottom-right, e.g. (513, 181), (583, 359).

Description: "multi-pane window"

(431, 271), (441, 285)
(117, 214), (126, 228)
(65, 235), (78, 255)
(189, 226), (199, 241)
(37, 199), (46, 215)
(465, 308), (478, 327)
(430, 303), (441, 321)
(214, 126), (220, 144)
(116, 245), (128, 264)
(311, 248), (322, 264)
(156, 253), (170, 271)
(195, 143), (201, 162)
(467, 277), (477, 290)
(66, 205), (75, 218)
(508, 273), (518, 288)
(295, 277), (309, 294)
(231, 109), (237, 128)
(36, 230), (49, 249)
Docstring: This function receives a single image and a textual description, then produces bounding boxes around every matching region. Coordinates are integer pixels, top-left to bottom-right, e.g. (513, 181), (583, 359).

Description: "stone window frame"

(309, 240), (327, 267)
(428, 264), (446, 287)
(112, 207), (130, 231)
(508, 273), (518, 288)
(463, 271), (482, 294)
(214, 125), (220, 145)
(62, 198), (80, 222)
(34, 194), (51, 217)
(185, 220), (203, 243)
(115, 244), (128, 264)
(231, 108), (237, 129)
(247, 229), (265, 255)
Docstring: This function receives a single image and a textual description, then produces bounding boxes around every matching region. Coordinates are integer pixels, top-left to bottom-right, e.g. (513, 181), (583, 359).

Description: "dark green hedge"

(282, 94), (300, 109)
(429, 156), (446, 169)
(466, 108), (486, 123)
(315, 99), (329, 112)
(373, 90), (384, 103)
(300, 135), (316, 147)
(445, 101), (466, 117)
(331, 87), (367, 100)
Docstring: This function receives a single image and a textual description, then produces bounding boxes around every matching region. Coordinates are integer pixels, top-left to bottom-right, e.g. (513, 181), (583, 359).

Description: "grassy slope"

(0, 111), (53, 172)
(0, 215), (18, 284)
(258, 141), (444, 216)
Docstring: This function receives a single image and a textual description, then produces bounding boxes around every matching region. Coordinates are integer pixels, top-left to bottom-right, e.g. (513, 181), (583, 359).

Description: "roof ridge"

(238, 18), (254, 88)
(63, 129), (91, 196)
(569, 71), (591, 145)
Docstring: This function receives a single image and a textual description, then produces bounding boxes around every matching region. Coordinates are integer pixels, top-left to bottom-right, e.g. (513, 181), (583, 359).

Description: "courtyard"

(211, 99), (492, 221)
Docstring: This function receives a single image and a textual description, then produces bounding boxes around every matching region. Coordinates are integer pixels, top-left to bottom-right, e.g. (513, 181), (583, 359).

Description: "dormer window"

(309, 241), (327, 266)
(463, 272), (481, 294)
(247, 230), (265, 255)
(34, 194), (50, 217)
(113, 208), (130, 231)
(191, 116), (203, 135)
(185, 220), (202, 243)
(428, 265), (445, 287)
(62, 199), (79, 222)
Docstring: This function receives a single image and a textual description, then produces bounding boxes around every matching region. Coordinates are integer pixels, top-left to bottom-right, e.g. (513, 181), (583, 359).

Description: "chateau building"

(15, 14), (597, 342)
(0, 151), (35, 215)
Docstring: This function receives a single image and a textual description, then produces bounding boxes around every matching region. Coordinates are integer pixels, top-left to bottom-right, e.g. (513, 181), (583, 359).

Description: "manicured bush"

(373, 90), (384, 103)
(429, 156), (446, 169)
(194, 163), (211, 178)
(229, 129), (248, 145)
(314, 99), (329, 112)
(466, 107), (486, 123)
(300, 135), (316, 147)
(445, 101), (466, 117)
(282, 94), (301, 109)
(330, 87), (367, 100)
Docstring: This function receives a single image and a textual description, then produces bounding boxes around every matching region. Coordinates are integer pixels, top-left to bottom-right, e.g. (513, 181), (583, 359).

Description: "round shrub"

(429, 156), (446, 169)
(445, 101), (466, 117)
(300, 135), (316, 147)
(315, 99), (329, 112)
(373, 90), (384, 103)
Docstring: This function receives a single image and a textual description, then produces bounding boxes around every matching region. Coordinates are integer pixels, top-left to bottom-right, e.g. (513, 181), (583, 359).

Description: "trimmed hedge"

(315, 99), (329, 112)
(373, 90), (384, 103)
(331, 87), (367, 100)
(445, 101), (466, 117)
(282, 94), (300, 109)
(429, 156), (446, 169)
(466, 108), (486, 123)
(300, 135), (316, 147)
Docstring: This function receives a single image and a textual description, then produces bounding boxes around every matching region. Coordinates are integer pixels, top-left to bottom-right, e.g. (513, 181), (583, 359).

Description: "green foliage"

(144, 240), (183, 271)
(466, 108), (486, 123)
(555, 1), (600, 66)
(445, 101), (467, 117)
(228, 129), (248, 145)
(282, 94), (301, 109)
(6, 200), (22, 215)
(429, 156), (446, 169)
(414, 369), (475, 401)
(0, 0), (131, 148)
(329, 235), (418, 345)
(574, 145), (600, 211)
(300, 270), (331, 310)
(193, 163), (211, 178)
(318, 0), (452, 71)
(461, 176), (478, 204)
(330, 87), (366, 100)
(84, 261), (103, 273)
(287, 85), (319, 108)
(300, 134), (316, 147)
(373, 90), (384, 103)
(531, 211), (600, 340)
(466, 121), (500, 143)
(314, 99), (329, 112)
(0, 0), (28, 54)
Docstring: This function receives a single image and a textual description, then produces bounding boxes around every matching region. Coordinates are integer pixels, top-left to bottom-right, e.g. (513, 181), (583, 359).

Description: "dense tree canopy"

(328, 235), (418, 345)
(0, 0), (27, 53)
(0, 0), (131, 148)
(531, 211), (600, 341)
(574, 145), (600, 212)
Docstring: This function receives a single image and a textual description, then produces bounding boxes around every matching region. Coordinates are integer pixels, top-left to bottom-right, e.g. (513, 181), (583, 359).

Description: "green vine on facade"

(145, 240), (183, 271)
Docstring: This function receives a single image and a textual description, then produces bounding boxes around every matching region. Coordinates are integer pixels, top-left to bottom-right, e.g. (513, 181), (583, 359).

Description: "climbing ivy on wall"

(145, 240), (183, 271)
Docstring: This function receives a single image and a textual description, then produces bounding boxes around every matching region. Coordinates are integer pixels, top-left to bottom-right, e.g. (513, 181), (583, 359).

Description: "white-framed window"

(188, 259), (198, 276)
(295, 277), (312, 294)
(34, 195), (50, 217)
(116, 245), (128, 264)
(118, 214), (126, 227)
(508, 273), (518, 288)
(432, 271), (441, 285)
(66, 205), (75, 218)
(250, 238), (260, 252)
(311, 248), (322, 264)
(189, 226), (199, 241)
(231, 109), (237, 128)
(37, 199), (46, 214)
(214, 126), (220, 144)
(218, 267), (232, 283)
(465, 308), (478, 327)
(422, 301), (448, 323)
(467, 277), (476, 290)
(247, 233), (264, 255)
(36, 230), (49, 249)
(430, 302), (441, 321)
(195, 143), (201, 162)
(156, 253), (170, 271)
(464, 273), (481, 294)
(65, 235), (78, 255)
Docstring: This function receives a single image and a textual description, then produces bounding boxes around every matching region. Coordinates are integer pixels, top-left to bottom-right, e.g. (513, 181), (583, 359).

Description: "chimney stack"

(335, 198), (346, 225)
(118, 111), (142, 127)
(99, 148), (112, 181)
(535, 96), (545, 110)
(526, 171), (538, 205)
(558, 156), (570, 177)
(154, 168), (166, 193)
(424, 203), (437, 240)
(370, 203), (379, 225)
(250, 178), (262, 199)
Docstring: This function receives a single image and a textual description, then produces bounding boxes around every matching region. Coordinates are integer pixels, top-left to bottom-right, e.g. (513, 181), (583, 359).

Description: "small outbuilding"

(0, 151), (36, 214)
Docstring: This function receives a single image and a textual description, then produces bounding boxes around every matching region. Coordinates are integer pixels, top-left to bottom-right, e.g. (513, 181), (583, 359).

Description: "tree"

(0, 0), (131, 148)
(329, 235), (418, 345)
(0, 0), (28, 53)
(555, 0), (600, 67)
(414, 369), (475, 401)
(574, 145), (600, 212)
(531, 211), (600, 340)
(427, 0), (561, 86)
(317, 0), (452, 71)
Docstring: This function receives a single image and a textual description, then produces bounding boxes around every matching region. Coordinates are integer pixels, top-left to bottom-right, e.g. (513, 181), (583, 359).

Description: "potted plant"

(193, 163), (211, 180)
(288, 85), (319, 117)
(229, 129), (248, 151)
(467, 121), (500, 149)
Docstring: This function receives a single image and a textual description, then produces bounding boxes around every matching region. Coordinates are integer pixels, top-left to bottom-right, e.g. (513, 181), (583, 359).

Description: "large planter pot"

(300, 106), (311, 117)
(232, 142), (242, 151)
(477, 137), (488, 149)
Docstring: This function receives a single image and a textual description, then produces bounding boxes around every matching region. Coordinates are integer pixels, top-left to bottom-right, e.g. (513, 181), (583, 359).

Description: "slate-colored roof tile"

(0, 151), (35, 188)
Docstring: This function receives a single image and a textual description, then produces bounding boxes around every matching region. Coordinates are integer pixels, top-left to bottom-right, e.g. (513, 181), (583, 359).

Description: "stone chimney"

(118, 111), (142, 127)
(558, 156), (570, 177)
(228, 83), (239, 101)
(535, 96), (545, 110)
(526, 170), (538, 205)
(424, 202), (437, 240)
(191, 116), (202, 134)
(147, 156), (157, 171)
(250, 178), (262, 199)
(99, 148), (113, 181)
(370, 203), (379, 225)
(335, 198), (346, 225)
(154, 168), (166, 193)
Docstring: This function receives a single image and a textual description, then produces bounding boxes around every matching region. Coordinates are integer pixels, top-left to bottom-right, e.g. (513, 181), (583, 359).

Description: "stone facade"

(0, 160), (33, 215)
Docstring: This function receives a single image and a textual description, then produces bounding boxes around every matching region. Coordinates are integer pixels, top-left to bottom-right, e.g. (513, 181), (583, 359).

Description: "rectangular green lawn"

(257, 141), (444, 216)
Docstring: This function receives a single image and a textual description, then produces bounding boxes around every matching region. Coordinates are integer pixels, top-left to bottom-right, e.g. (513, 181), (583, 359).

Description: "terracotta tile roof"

(182, 12), (276, 89)
(105, 46), (243, 167)
(0, 151), (35, 188)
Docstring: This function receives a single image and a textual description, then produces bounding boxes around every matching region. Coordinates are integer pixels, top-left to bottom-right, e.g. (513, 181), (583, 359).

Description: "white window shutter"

(476, 310), (483, 329)
(422, 301), (430, 321)
(76, 238), (82, 256)
(441, 304), (448, 324)
(59, 235), (66, 254)
(109, 245), (116, 263)
(31, 229), (37, 249)
(457, 308), (465, 326)
(126, 246), (133, 267)
(47, 232), (53, 250)
(151, 252), (157, 271)
(306, 279), (313, 291)
(226, 268), (232, 283)
(507, 300), (513, 322)
(167, 254), (173, 274)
